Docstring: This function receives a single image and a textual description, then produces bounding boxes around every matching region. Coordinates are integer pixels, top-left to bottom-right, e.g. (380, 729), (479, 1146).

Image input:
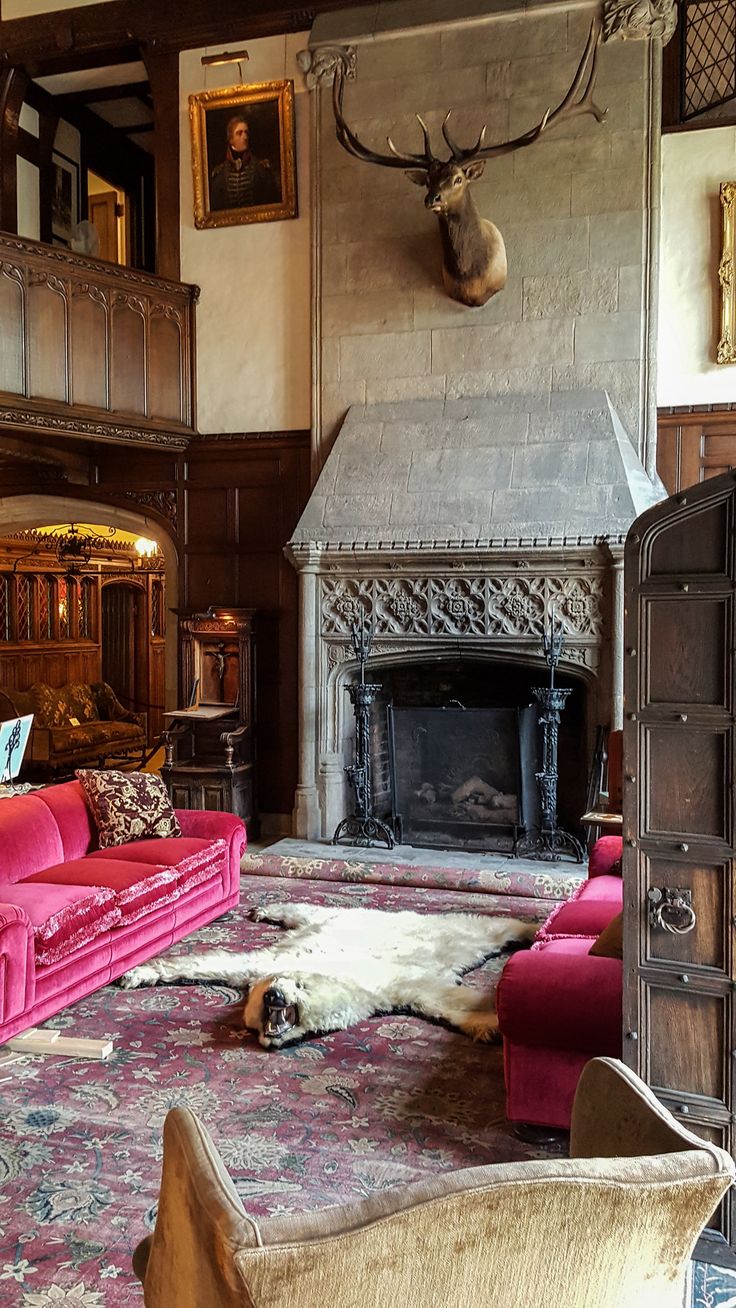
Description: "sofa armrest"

(175, 810), (247, 878)
(0, 903), (35, 1031)
(496, 940), (622, 1055)
(588, 835), (623, 877)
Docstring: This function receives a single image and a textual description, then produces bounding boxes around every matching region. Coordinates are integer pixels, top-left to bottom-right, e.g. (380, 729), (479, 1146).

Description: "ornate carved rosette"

(321, 573), (604, 643)
(602, 0), (677, 44)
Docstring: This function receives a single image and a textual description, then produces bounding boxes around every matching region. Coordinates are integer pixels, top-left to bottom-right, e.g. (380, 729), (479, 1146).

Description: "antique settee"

(496, 834), (624, 1130)
(0, 779), (245, 1047)
(132, 1058), (733, 1308)
(0, 681), (146, 776)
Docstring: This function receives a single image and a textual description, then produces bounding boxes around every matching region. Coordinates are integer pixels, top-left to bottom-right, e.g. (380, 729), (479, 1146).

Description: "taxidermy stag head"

(332, 19), (606, 308)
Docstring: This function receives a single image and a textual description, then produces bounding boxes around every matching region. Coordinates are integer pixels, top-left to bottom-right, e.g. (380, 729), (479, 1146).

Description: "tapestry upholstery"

(76, 769), (181, 848)
(0, 682), (146, 775)
(132, 1058), (734, 1308)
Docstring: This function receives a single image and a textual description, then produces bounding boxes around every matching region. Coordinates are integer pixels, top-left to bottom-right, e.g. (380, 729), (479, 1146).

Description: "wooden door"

(657, 411), (736, 495)
(624, 471), (736, 1256)
(89, 191), (119, 263)
(102, 582), (145, 718)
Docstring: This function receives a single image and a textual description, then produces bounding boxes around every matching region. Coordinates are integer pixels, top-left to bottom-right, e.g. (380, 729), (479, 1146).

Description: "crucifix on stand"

(204, 641), (237, 702)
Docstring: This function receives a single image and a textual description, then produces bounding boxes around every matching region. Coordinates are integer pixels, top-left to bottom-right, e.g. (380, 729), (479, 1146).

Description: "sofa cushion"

(26, 857), (181, 926)
(0, 880), (120, 966)
(35, 781), (96, 861)
(76, 769), (181, 848)
(0, 793), (66, 883)
(94, 836), (230, 892)
(588, 835), (623, 878)
(51, 721), (142, 754)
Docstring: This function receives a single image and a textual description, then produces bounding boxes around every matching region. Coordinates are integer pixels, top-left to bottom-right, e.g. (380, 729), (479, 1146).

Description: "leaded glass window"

(79, 579), (94, 639)
(39, 577), (54, 640)
(151, 580), (164, 637)
(15, 575), (33, 641)
(683, 0), (736, 119)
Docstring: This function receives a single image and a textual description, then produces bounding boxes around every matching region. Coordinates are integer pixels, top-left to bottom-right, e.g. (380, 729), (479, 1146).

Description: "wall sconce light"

(201, 48), (250, 68)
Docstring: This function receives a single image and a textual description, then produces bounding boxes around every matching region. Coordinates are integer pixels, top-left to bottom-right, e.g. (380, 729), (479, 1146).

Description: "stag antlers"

(329, 19), (607, 307)
(332, 18), (606, 172)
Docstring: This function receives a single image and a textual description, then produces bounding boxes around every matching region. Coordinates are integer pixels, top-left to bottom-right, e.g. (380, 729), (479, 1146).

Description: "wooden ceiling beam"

(0, 0), (377, 68)
(55, 80), (152, 106)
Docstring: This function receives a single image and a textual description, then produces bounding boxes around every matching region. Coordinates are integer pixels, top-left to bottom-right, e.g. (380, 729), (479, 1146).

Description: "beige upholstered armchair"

(132, 1058), (734, 1308)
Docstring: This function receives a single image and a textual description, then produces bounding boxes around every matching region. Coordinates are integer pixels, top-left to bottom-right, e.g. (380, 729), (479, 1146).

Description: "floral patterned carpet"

(0, 871), (729, 1306)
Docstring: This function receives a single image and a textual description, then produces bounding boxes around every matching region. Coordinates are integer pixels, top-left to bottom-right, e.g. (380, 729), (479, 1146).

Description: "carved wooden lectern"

(161, 607), (257, 825)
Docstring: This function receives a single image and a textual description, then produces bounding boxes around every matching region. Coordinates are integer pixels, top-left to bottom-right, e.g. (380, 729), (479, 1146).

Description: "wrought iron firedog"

(516, 608), (585, 863)
(332, 617), (395, 850)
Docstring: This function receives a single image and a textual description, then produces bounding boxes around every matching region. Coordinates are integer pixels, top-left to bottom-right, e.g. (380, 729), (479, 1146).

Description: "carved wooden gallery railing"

(0, 233), (198, 448)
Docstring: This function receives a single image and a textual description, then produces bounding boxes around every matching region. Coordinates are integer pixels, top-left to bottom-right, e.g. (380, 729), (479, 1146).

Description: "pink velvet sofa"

(496, 835), (624, 1131)
(0, 780), (246, 1047)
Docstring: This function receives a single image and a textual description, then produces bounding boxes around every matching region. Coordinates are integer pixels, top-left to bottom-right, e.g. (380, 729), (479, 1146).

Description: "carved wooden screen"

(623, 469), (736, 1254)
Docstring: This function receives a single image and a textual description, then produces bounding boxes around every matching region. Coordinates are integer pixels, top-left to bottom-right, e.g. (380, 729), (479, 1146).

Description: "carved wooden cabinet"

(162, 607), (257, 828)
(623, 471), (736, 1258)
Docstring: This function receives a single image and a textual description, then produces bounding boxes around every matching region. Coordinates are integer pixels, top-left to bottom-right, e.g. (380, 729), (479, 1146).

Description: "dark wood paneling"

(646, 727), (727, 841)
(657, 410), (736, 496)
(0, 232), (196, 444)
(645, 598), (729, 708)
(179, 434), (310, 818)
(625, 470), (736, 1250)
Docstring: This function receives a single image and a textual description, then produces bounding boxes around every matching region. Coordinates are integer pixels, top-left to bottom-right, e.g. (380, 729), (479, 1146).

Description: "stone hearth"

(286, 390), (665, 840)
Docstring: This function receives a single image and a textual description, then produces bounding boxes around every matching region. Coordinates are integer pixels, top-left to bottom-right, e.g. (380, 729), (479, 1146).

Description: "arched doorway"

(0, 492), (178, 720)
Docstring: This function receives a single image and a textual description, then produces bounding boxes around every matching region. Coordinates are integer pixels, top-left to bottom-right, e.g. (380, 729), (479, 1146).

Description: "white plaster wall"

(17, 158), (40, 241)
(179, 34), (312, 434)
(658, 127), (736, 404)
(17, 103), (40, 241)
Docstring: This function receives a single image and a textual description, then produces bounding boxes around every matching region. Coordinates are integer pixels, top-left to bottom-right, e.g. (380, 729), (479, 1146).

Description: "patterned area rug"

(0, 875), (560, 1306)
(0, 872), (727, 1307)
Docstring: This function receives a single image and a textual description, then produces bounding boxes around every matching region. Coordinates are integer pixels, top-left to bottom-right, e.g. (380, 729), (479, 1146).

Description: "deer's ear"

(463, 160), (486, 182)
(404, 169), (429, 187)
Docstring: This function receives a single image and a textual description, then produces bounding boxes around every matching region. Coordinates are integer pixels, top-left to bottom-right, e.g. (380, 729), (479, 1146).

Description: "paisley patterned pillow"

(76, 769), (181, 848)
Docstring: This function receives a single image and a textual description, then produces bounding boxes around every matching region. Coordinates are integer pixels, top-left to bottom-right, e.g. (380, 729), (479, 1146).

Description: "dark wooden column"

(0, 67), (29, 234)
(38, 105), (60, 245)
(143, 47), (180, 282)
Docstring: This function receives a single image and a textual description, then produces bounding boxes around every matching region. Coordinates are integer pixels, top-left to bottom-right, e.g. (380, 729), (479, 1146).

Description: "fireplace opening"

(364, 658), (588, 853)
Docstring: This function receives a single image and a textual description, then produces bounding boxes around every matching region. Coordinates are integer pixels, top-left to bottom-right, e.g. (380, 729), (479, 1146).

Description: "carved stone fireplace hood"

(286, 391), (665, 839)
(290, 391), (661, 551)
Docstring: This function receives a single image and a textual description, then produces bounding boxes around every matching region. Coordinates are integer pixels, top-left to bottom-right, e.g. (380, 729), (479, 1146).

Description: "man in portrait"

(209, 114), (281, 211)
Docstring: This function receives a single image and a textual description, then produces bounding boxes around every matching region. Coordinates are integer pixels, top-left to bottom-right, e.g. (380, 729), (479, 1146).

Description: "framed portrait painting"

(189, 79), (297, 229)
(51, 151), (80, 247)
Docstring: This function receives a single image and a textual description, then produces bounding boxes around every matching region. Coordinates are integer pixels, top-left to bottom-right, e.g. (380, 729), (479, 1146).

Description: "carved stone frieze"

(320, 573), (604, 643)
(602, 0), (677, 44)
(296, 44), (356, 89)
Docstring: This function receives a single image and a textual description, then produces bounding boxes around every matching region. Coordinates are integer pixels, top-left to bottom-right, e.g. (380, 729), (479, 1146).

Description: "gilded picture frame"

(189, 79), (297, 229)
(718, 181), (736, 364)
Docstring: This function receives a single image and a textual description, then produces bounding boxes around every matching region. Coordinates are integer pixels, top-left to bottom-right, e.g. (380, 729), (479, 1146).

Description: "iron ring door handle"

(647, 887), (697, 935)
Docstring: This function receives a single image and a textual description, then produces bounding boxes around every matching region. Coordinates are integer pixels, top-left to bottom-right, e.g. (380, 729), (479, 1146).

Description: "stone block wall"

(316, 4), (653, 461)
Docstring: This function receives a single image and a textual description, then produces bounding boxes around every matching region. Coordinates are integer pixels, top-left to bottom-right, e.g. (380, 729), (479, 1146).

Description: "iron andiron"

(515, 607), (585, 863)
(332, 618), (395, 850)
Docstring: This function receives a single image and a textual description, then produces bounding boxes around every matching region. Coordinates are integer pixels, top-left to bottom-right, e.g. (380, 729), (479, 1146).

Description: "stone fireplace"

(286, 391), (664, 840)
(287, 0), (670, 842)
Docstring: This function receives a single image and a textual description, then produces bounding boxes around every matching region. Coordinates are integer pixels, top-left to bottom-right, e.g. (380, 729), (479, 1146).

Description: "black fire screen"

(388, 704), (541, 852)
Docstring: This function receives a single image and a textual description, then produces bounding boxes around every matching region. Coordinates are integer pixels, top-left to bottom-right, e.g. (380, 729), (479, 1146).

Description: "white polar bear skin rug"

(120, 901), (536, 1048)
